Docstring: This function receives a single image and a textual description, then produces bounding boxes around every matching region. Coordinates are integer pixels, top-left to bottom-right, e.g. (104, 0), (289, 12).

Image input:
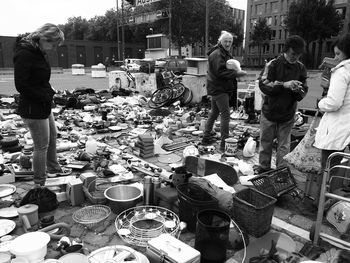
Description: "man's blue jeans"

(203, 93), (230, 148)
(22, 112), (61, 185)
(258, 113), (294, 169)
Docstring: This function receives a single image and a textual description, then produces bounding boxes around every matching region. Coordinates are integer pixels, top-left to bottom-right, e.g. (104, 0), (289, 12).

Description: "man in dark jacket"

(255, 35), (308, 174)
(202, 31), (246, 151)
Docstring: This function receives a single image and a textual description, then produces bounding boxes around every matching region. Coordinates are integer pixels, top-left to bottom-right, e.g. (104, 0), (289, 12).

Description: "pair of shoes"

(201, 137), (217, 146)
(47, 167), (72, 178)
(253, 165), (272, 175)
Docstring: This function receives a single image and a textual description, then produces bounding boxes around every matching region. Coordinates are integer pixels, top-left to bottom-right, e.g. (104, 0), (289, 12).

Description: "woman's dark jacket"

(13, 38), (54, 119)
(206, 43), (238, 96)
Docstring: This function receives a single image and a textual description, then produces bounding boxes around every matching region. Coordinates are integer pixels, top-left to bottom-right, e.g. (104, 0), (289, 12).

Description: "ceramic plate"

(108, 126), (123, 131)
(0, 219), (15, 237)
(59, 253), (89, 263)
(192, 130), (203, 136)
(0, 206), (18, 219)
(0, 240), (12, 252)
(0, 184), (16, 198)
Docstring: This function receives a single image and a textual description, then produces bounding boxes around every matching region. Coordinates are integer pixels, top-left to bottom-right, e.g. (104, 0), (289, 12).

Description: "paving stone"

(274, 207), (293, 221)
(289, 214), (314, 231)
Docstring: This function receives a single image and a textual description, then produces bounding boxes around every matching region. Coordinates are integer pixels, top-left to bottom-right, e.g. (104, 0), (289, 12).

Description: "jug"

(17, 204), (38, 231)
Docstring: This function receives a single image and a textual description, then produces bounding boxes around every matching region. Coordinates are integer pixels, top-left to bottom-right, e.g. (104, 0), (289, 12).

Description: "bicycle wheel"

(150, 88), (173, 105)
(171, 83), (186, 101)
(180, 87), (193, 106)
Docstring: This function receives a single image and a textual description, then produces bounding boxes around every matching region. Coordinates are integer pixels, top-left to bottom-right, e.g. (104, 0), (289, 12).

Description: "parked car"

(158, 58), (187, 75)
(139, 59), (156, 73)
(127, 62), (141, 72)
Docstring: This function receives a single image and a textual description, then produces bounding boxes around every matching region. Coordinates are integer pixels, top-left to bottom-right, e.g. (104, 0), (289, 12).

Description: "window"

(274, 16), (278, 26)
(264, 44), (270, 54)
(281, 0), (284, 11)
(267, 17), (272, 25)
(265, 3), (268, 13)
(326, 41), (333, 52)
(334, 0), (347, 4)
(272, 44), (275, 54)
(148, 36), (161, 49)
(256, 4), (263, 15)
(278, 43), (284, 53)
(280, 15), (286, 26)
(271, 2), (278, 13)
(279, 30), (282, 39)
(271, 30), (276, 39)
(336, 7), (346, 19)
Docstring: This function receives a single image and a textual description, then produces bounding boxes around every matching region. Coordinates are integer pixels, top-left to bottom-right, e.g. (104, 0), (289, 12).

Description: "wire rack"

(115, 206), (180, 247)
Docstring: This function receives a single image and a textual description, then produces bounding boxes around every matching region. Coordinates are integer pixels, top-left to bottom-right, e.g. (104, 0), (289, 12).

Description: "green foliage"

(285, 0), (343, 67)
(249, 18), (272, 66)
(250, 17), (272, 46)
(59, 0), (244, 55)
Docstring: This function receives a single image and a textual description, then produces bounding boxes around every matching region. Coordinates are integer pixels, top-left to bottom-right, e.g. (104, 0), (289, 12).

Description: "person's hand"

(283, 80), (302, 90)
(236, 70), (247, 77)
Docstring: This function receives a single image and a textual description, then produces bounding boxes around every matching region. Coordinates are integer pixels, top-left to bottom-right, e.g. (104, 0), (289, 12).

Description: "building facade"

(0, 36), (144, 69)
(244, 0), (350, 67)
(126, 1), (245, 58)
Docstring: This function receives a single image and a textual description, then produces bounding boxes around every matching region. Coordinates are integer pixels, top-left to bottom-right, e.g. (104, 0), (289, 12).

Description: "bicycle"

(149, 70), (192, 108)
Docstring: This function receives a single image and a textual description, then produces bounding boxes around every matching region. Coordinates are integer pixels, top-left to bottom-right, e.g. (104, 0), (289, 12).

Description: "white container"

(147, 234), (200, 263)
(10, 232), (50, 263)
(71, 64), (85, 75)
(85, 136), (97, 155)
(91, 64), (106, 78)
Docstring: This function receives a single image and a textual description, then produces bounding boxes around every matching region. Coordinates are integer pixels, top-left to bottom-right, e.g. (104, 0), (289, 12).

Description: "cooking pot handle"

(39, 222), (71, 240)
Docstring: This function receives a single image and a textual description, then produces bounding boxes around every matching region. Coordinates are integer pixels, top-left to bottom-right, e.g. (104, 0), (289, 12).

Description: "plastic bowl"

(10, 232), (50, 262)
(104, 185), (142, 214)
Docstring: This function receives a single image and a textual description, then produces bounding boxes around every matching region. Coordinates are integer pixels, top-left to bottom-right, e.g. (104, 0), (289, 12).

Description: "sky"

(0, 0), (247, 37)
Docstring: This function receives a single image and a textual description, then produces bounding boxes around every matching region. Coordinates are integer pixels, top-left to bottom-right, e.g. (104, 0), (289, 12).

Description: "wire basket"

(115, 206), (180, 247)
(230, 188), (277, 237)
(73, 205), (111, 228)
(249, 167), (297, 198)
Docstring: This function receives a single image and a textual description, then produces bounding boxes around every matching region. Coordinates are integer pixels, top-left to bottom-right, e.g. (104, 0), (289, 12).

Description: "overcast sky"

(0, 0), (247, 37)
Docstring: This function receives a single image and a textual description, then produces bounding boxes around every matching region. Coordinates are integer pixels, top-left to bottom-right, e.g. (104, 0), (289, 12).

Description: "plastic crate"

(249, 167), (296, 198)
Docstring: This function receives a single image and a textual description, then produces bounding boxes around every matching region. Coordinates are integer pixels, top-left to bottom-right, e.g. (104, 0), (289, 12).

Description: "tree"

(250, 18), (272, 66)
(60, 17), (90, 40)
(151, 0), (244, 56)
(285, 0), (342, 67)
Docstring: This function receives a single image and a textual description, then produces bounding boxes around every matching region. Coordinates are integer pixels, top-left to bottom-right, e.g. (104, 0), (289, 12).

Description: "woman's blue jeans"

(22, 112), (61, 185)
(203, 93), (230, 148)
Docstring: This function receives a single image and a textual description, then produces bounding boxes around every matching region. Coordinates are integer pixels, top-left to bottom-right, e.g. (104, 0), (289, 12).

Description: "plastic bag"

(283, 112), (321, 174)
(20, 187), (59, 213)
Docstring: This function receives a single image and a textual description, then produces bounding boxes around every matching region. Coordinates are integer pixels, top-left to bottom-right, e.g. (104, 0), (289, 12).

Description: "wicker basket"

(230, 188), (276, 237)
(73, 205), (111, 228)
(249, 167), (296, 198)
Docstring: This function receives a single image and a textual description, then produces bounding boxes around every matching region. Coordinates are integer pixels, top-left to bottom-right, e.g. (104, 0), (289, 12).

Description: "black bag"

(20, 187), (59, 213)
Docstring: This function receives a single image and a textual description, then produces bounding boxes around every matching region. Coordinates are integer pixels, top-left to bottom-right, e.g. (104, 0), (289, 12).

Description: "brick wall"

(0, 36), (145, 69)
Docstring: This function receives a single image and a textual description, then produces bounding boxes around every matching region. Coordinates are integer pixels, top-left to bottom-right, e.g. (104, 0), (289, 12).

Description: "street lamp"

(205, 0), (209, 57)
(116, 0), (120, 61)
(168, 0), (172, 57)
(121, 0), (125, 61)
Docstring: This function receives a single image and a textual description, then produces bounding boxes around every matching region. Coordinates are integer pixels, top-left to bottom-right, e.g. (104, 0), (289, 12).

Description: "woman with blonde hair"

(13, 23), (69, 186)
